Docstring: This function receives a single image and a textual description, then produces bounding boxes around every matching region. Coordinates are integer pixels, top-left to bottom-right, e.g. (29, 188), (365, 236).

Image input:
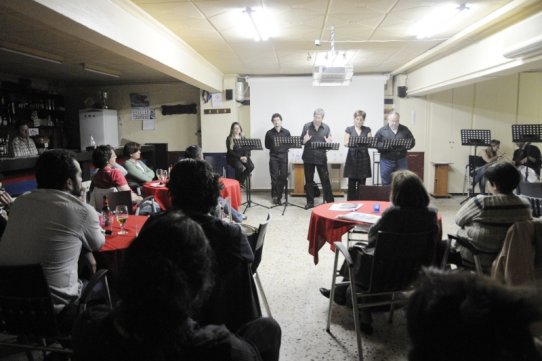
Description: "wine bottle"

(101, 195), (112, 227)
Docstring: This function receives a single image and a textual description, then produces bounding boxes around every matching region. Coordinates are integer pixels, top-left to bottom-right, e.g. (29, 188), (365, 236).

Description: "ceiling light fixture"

(414, 2), (471, 39)
(82, 63), (120, 78)
(243, 7), (270, 42)
(0, 43), (63, 65)
(312, 26), (354, 86)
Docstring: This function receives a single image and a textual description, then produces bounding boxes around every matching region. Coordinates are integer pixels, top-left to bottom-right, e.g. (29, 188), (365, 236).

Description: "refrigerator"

(79, 109), (119, 150)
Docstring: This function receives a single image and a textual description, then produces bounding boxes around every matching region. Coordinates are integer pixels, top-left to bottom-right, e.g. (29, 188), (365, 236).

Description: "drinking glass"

(155, 169), (165, 184)
(115, 205), (129, 235)
(161, 169), (169, 183)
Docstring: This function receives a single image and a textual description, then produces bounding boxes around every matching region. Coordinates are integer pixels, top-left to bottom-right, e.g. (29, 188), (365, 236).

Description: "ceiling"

(0, 0), (539, 87)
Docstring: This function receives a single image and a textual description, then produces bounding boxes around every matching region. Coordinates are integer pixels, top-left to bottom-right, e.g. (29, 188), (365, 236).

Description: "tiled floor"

(0, 192), (464, 361)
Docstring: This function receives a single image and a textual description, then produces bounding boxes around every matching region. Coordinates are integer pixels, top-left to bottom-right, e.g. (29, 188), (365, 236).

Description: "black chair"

(252, 213), (272, 317)
(517, 181), (542, 198)
(445, 234), (503, 274)
(107, 190), (133, 214)
(521, 195), (542, 218)
(326, 230), (437, 361)
(0, 264), (112, 359)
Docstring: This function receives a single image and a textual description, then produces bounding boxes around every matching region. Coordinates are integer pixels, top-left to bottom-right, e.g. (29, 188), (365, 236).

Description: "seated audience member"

(0, 149), (105, 330)
(185, 144), (246, 223)
(160, 159), (256, 331)
(108, 145), (128, 176)
(10, 121), (39, 158)
(73, 212), (281, 361)
(407, 268), (542, 361)
(0, 182), (12, 237)
(92, 145), (142, 204)
(123, 142), (155, 185)
(454, 162), (531, 272)
(319, 170), (439, 334)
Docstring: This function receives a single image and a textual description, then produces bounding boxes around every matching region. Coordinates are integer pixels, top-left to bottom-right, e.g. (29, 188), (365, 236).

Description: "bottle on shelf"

(101, 195), (112, 228)
(90, 135), (96, 149)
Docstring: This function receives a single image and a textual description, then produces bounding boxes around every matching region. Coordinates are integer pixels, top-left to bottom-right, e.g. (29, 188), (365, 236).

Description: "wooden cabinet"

(291, 162), (344, 197)
(407, 151), (424, 181)
(431, 162), (452, 198)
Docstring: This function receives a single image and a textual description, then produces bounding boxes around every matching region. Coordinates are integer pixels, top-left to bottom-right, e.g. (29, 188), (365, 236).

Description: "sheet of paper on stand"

(336, 212), (381, 224)
(329, 203), (362, 211)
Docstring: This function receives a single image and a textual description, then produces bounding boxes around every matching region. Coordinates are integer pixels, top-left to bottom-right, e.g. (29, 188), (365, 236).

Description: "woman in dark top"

(226, 122), (254, 187)
(319, 170), (439, 334)
(343, 110), (372, 200)
(73, 212), (281, 361)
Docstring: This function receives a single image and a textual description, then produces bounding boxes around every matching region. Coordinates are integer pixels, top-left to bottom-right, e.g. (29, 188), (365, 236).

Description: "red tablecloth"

(143, 178), (242, 211)
(220, 178), (242, 211)
(308, 201), (390, 265)
(99, 215), (148, 252)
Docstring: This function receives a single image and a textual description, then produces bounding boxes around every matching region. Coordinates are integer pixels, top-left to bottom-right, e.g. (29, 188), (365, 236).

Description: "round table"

(143, 177), (242, 211)
(307, 201), (390, 264)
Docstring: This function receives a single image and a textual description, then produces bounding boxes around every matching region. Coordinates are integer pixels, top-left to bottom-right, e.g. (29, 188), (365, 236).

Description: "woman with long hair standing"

(343, 110), (372, 200)
(226, 122), (254, 187)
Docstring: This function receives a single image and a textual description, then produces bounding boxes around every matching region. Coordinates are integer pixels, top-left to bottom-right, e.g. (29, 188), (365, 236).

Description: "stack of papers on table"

(337, 212), (381, 224)
(329, 203), (362, 211)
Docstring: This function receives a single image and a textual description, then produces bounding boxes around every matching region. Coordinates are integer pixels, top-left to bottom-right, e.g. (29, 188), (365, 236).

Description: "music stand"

(270, 136), (304, 214)
(460, 129), (491, 204)
(512, 124), (542, 181)
(380, 138), (414, 152)
(233, 138), (269, 213)
(347, 136), (378, 149)
(309, 142), (340, 151)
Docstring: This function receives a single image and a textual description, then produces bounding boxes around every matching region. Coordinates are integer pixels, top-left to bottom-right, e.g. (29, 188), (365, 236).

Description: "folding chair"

(252, 213), (272, 317)
(0, 264), (112, 359)
(445, 234), (501, 274)
(347, 185), (391, 243)
(326, 230), (436, 361)
(517, 181), (542, 198)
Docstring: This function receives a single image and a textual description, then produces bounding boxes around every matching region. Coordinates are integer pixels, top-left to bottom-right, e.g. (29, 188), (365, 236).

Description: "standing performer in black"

(301, 108), (334, 209)
(226, 122), (254, 187)
(265, 113), (291, 205)
(344, 110), (372, 200)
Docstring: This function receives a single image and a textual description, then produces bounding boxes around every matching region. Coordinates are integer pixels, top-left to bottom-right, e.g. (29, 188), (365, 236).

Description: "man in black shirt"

(264, 113), (291, 205)
(374, 111), (415, 185)
(301, 108), (334, 209)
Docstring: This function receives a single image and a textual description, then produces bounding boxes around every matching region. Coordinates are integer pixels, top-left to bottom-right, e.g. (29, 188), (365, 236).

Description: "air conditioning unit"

(312, 65), (354, 86)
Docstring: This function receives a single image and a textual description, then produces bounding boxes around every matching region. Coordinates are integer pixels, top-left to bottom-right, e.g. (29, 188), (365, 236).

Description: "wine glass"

(161, 169), (169, 183)
(115, 205), (129, 235)
(155, 169), (164, 184)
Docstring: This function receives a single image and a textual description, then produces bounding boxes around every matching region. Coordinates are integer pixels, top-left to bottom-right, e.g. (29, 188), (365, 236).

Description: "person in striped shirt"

(454, 161), (532, 272)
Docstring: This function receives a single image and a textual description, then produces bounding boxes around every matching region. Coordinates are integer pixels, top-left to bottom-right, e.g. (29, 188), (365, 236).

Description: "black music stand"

(380, 138), (414, 152)
(460, 129), (491, 204)
(233, 138), (269, 213)
(309, 142), (340, 151)
(347, 136), (378, 149)
(270, 136), (304, 215)
(512, 124), (542, 180)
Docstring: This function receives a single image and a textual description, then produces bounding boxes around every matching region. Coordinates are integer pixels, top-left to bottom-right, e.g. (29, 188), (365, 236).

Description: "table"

(291, 162), (345, 197)
(95, 215), (149, 281)
(143, 177), (242, 211)
(308, 201), (390, 264)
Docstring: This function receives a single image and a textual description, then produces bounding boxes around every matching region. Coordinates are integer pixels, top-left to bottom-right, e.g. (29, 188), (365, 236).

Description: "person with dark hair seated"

(92, 145), (142, 205)
(184, 144), (246, 223)
(123, 142), (155, 185)
(407, 267), (542, 361)
(73, 212), (281, 361)
(319, 170), (439, 334)
(454, 162), (531, 272)
(157, 159), (257, 331)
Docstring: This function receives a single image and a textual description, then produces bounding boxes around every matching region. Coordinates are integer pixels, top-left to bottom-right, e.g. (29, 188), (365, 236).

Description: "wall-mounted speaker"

(225, 89), (233, 101)
(398, 86), (408, 98)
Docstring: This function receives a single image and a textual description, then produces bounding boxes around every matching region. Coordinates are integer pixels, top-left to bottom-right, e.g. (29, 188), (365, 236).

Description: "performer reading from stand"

(473, 139), (501, 194)
(513, 141), (541, 179)
(344, 110), (372, 200)
(226, 122), (254, 187)
(301, 108), (334, 210)
(265, 113), (291, 205)
(374, 111), (415, 186)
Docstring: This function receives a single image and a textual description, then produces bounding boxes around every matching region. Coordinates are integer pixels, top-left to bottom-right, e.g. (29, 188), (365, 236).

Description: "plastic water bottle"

(373, 203), (381, 213)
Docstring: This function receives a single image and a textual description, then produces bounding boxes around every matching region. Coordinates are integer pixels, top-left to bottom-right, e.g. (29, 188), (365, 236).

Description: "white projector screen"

(248, 75), (388, 190)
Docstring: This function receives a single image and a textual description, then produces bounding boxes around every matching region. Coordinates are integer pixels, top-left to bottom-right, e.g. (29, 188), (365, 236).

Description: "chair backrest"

(520, 195), (542, 218)
(92, 187), (118, 211)
(368, 230), (436, 293)
(356, 185), (391, 201)
(252, 213), (271, 272)
(469, 155), (486, 169)
(107, 190), (133, 214)
(517, 181), (542, 198)
(204, 154), (227, 177)
(0, 264), (60, 337)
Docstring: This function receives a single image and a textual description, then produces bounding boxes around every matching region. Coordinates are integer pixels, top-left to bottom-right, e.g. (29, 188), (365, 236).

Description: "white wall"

(248, 75), (388, 189)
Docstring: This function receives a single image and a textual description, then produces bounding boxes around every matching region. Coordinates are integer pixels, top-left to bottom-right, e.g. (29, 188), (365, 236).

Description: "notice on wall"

(130, 92), (155, 130)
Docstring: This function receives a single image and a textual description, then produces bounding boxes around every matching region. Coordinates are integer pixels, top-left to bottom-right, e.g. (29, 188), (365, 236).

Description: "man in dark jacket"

(374, 111), (415, 185)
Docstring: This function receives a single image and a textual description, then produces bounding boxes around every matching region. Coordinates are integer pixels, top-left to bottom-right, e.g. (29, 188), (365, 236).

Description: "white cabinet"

(79, 109), (119, 150)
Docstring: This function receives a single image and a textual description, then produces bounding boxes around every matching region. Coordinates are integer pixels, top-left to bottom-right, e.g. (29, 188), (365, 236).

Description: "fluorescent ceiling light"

(503, 34), (542, 59)
(0, 43), (63, 64)
(82, 63), (120, 78)
(242, 7), (272, 41)
(413, 2), (472, 39)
